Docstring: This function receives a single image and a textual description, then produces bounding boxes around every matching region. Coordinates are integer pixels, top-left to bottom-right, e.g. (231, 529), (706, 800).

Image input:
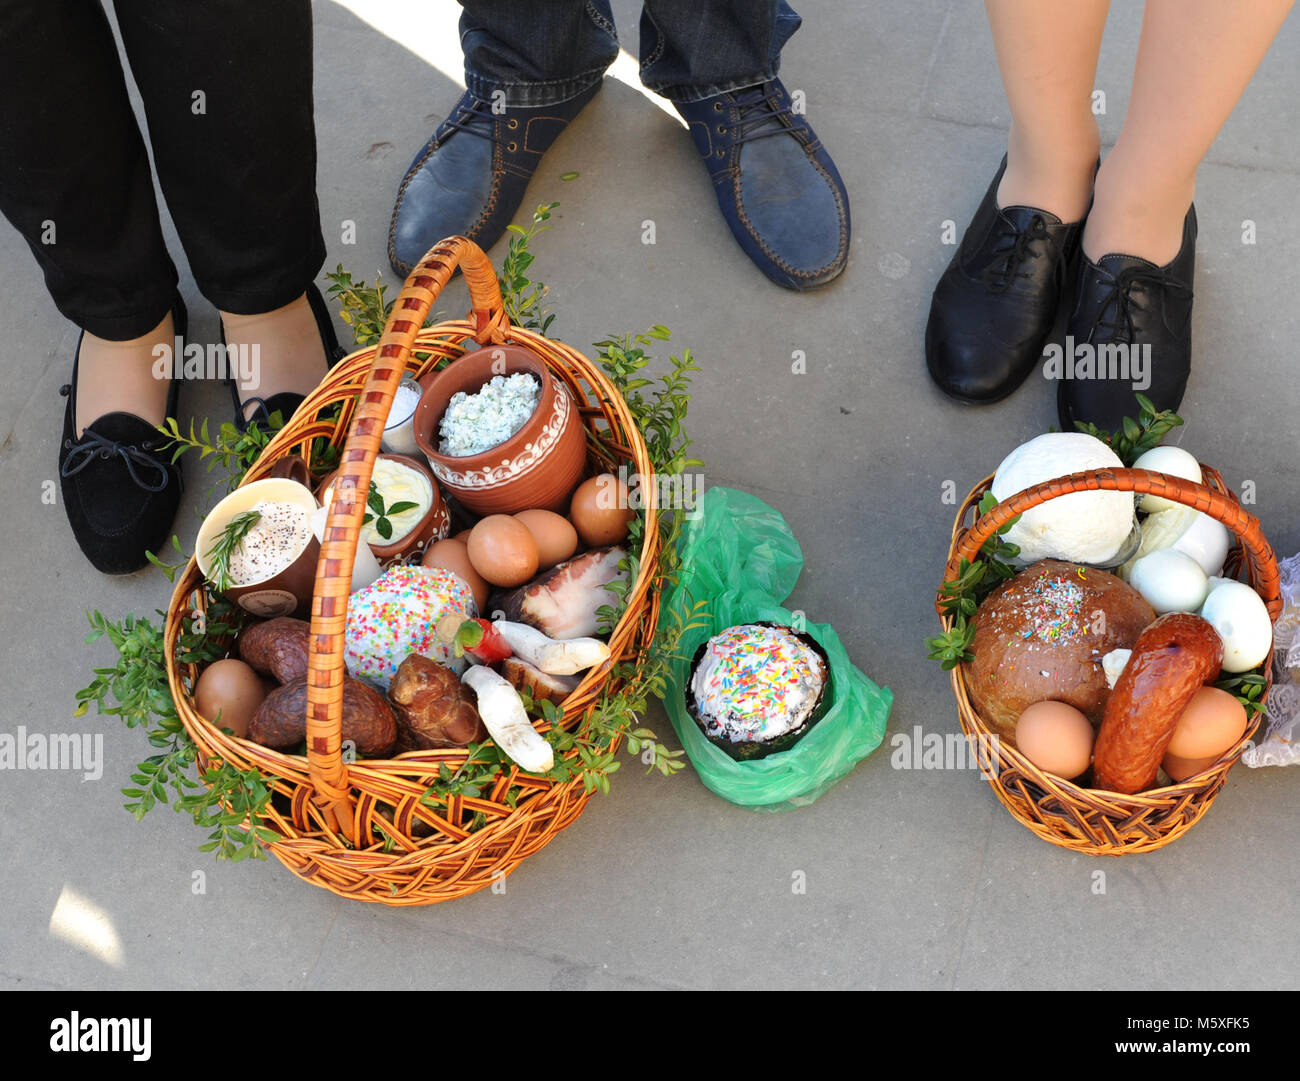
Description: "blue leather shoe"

(676, 80), (850, 290)
(388, 84), (601, 276)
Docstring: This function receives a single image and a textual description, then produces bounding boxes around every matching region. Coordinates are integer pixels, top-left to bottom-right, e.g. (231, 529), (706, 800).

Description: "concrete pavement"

(1, 0), (1297, 991)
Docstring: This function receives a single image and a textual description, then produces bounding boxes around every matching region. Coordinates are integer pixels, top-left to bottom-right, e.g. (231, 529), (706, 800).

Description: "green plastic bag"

(660, 486), (893, 810)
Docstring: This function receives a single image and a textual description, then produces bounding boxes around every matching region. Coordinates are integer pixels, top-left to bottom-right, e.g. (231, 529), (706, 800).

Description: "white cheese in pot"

(438, 373), (541, 457)
(362, 458), (432, 546)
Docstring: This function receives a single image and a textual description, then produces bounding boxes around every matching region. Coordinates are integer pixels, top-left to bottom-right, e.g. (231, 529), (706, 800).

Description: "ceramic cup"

(317, 452), (451, 563)
(195, 478), (321, 618)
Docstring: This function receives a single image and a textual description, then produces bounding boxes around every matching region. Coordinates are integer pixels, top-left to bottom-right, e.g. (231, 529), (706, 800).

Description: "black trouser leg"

(113, 0), (326, 316)
(0, 0), (326, 338)
(0, 0), (177, 340)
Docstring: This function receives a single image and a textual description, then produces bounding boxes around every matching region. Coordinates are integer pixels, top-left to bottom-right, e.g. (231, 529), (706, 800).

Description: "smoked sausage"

(1092, 613), (1223, 794)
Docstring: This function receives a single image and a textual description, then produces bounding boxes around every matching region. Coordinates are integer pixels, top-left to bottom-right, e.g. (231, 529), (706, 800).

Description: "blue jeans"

(459, 0), (802, 106)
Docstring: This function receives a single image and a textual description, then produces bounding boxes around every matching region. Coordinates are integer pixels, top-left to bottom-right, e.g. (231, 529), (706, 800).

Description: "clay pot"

(318, 453), (451, 562)
(413, 344), (585, 515)
(265, 454), (312, 488)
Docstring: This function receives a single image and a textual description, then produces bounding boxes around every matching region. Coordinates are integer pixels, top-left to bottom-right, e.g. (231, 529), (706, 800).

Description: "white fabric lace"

(1243, 551), (1300, 767)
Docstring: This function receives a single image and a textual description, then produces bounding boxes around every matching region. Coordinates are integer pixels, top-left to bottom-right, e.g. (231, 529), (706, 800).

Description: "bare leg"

(1085, 0), (1295, 264)
(220, 294), (329, 421)
(985, 0), (1110, 222)
(75, 311), (174, 436)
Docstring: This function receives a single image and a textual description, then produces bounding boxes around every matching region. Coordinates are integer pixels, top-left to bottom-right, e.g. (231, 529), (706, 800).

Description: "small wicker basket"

(938, 465), (1281, 854)
(164, 237), (662, 904)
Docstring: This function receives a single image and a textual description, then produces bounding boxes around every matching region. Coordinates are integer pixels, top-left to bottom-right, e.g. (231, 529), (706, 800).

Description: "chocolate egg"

(195, 659), (266, 738)
(466, 515), (540, 587)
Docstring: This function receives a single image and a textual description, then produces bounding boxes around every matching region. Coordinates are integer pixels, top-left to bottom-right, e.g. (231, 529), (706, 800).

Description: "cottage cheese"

(438, 373), (541, 457)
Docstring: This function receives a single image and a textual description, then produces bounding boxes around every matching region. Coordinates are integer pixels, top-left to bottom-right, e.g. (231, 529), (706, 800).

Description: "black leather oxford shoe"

(926, 156), (1086, 403)
(1058, 205), (1196, 432)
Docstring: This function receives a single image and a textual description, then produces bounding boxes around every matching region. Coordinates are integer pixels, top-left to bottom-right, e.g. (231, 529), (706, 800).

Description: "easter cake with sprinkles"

(964, 558), (1155, 746)
(686, 622), (831, 761)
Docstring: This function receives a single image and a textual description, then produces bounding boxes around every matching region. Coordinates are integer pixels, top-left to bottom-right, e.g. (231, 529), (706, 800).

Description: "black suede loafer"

(676, 79), (850, 291)
(388, 83), (601, 276)
(228, 282), (346, 431)
(1058, 205), (1197, 432)
(926, 156), (1086, 403)
(59, 299), (186, 575)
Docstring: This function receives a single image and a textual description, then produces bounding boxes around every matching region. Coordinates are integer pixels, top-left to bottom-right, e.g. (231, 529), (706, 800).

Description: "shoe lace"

(238, 394), (300, 432)
(1088, 264), (1193, 342)
(723, 84), (801, 146)
(982, 213), (1057, 293)
(442, 96), (504, 145)
(59, 426), (170, 492)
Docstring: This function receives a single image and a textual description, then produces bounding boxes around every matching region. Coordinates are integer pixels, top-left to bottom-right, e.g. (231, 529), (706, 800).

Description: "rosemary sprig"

(205, 510), (260, 593)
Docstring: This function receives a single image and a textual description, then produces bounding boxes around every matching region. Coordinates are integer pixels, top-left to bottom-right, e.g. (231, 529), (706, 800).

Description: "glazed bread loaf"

(965, 560), (1156, 744)
(1092, 613), (1224, 794)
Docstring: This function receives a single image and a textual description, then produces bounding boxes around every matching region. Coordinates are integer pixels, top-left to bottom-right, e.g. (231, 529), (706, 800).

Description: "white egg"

(1119, 506), (1231, 580)
(1200, 580), (1273, 673)
(1129, 548), (1210, 614)
(1133, 445), (1203, 513)
(1170, 511), (1231, 578)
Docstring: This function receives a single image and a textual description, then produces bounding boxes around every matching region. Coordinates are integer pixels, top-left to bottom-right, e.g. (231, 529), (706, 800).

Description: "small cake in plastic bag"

(345, 565), (476, 687)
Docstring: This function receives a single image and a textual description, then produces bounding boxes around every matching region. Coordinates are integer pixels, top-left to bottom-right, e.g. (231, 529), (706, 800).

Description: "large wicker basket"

(939, 465), (1281, 855)
(164, 237), (662, 904)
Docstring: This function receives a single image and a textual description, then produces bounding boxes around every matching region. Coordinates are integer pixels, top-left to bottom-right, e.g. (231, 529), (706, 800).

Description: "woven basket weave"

(164, 237), (662, 904)
(939, 465), (1280, 854)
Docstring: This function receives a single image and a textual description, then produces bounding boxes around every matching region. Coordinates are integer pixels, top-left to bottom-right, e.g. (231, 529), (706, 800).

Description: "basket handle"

(304, 236), (508, 838)
(939, 467), (1282, 619)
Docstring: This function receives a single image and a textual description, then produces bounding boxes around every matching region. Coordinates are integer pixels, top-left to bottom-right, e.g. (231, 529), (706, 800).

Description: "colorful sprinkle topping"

(1019, 571), (1086, 644)
(690, 624), (824, 743)
(345, 565), (476, 686)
